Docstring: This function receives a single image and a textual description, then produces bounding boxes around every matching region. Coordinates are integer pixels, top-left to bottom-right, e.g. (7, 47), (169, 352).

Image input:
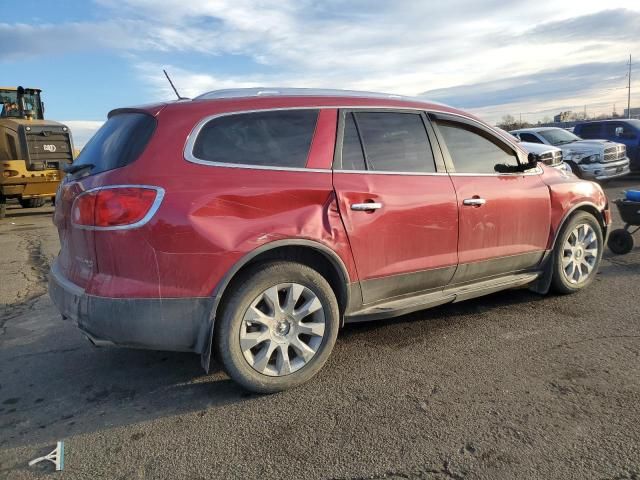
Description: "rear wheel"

(551, 212), (603, 294)
(608, 228), (634, 255)
(214, 261), (339, 393)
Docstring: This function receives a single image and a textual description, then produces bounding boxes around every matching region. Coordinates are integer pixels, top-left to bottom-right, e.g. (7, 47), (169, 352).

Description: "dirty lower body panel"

(48, 260), (213, 354)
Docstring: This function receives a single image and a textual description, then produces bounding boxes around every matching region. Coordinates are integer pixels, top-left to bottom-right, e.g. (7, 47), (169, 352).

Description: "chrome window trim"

(71, 184), (165, 231)
(183, 105), (483, 173)
(333, 169), (450, 176)
(184, 107), (329, 172)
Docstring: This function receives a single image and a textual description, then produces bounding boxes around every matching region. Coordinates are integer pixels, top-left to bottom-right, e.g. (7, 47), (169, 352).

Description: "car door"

(430, 113), (551, 285)
(332, 109), (459, 305)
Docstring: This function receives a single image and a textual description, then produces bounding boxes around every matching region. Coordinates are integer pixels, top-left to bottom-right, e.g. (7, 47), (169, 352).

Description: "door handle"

(463, 197), (486, 207)
(351, 202), (383, 211)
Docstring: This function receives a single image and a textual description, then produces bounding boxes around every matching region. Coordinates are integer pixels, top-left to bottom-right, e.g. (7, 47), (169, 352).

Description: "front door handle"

(463, 197), (486, 207)
(351, 202), (383, 211)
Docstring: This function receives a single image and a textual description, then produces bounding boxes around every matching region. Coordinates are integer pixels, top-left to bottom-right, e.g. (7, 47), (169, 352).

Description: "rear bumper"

(48, 259), (213, 353)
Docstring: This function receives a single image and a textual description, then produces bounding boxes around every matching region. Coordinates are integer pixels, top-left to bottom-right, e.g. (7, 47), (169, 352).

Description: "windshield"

(0, 89), (44, 119)
(537, 129), (582, 146)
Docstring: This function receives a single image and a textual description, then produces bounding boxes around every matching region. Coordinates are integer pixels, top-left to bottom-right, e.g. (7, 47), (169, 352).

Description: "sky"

(1, 0), (639, 147)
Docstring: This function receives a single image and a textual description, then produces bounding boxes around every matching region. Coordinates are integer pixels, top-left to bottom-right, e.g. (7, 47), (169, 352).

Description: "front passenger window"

(437, 121), (520, 174)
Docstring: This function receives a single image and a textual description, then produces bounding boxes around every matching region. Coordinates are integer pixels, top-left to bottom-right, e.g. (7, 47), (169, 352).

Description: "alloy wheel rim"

(239, 283), (326, 377)
(562, 223), (598, 284)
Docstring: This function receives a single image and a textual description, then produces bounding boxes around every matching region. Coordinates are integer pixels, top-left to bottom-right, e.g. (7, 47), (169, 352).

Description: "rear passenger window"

(437, 121), (519, 174)
(192, 110), (319, 168)
(347, 112), (436, 172)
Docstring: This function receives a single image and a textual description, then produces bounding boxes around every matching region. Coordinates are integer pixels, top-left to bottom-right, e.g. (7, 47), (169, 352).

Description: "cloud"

(2, 1), (639, 123)
(63, 121), (103, 149)
(523, 8), (640, 42)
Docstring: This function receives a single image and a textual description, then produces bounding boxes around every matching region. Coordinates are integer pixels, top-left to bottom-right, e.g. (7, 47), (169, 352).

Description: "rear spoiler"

(108, 103), (168, 119)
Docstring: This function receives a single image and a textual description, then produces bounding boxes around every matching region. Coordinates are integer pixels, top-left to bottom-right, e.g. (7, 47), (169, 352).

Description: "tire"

(608, 228), (634, 255)
(551, 211), (603, 294)
(19, 198), (45, 208)
(214, 261), (340, 393)
(0, 202), (5, 219)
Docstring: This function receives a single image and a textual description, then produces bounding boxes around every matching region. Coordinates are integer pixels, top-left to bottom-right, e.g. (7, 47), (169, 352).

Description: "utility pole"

(628, 54), (632, 119)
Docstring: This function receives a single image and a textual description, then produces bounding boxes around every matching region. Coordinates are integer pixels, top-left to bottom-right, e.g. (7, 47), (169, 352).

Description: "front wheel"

(551, 212), (603, 294)
(214, 261), (340, 393)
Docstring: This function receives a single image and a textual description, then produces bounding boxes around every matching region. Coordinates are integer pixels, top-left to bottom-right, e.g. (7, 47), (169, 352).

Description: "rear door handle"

(463, 198), (486, 207)
(351, 202), (383, 211)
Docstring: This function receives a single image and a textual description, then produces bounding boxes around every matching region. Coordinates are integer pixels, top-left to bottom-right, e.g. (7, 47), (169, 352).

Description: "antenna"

(163, 69), (188, 100)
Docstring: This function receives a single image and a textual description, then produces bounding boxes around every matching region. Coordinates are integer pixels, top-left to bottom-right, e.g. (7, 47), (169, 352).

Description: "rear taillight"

(72, 186), (164, 229)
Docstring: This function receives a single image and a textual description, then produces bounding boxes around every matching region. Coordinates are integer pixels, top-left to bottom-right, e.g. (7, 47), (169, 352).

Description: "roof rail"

(194, 87), (431, 102)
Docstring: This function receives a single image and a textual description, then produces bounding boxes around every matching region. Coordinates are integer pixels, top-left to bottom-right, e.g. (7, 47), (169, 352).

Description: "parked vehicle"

(510, 127), (630, 181)
(49, 89), (611, 392)
(573, 120), (640, 172)
(500, 130), (572, 173)
(607, 190), (640, 255)
(0, 86), (74, 218)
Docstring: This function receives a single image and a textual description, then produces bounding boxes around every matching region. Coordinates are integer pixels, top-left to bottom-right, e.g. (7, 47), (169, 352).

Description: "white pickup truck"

(510, 127), (630, 181)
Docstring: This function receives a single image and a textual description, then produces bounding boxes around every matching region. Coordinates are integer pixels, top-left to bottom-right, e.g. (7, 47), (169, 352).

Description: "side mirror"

(525, 152), (539, 170)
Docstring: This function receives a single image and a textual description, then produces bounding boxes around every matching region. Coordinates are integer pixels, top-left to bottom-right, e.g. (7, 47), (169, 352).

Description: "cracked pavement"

(0, 180), (639, 480)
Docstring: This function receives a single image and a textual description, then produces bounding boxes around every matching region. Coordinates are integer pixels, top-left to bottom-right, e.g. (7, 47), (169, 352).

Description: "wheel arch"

(200, 239), (354, 372)
(551, 201), (607, 250)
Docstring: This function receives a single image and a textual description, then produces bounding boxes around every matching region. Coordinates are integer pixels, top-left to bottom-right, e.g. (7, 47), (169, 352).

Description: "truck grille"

(25, 128), (73, 170)
(538, 150), (563, 166)
(603, 145), (626, 162)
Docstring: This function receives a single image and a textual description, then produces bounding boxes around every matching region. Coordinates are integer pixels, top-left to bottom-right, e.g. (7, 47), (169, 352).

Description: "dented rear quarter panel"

(83, 101), (356, 299)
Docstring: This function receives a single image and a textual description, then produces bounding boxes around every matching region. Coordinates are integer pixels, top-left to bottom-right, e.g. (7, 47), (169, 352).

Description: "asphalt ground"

(0, 178), (639, 480)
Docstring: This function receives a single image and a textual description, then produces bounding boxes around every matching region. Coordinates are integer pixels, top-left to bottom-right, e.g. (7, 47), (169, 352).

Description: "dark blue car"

(574, 120), (640, 171)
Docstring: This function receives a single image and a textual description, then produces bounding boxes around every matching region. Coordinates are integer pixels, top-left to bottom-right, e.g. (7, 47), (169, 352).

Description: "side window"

(341, 113), (366, 171)
(352, 112), (436, 173)
(519, 132), (543, 144)
(436, 121), (520, 174)
(192, 109), (319, 168)
(577, 123), (601, 139)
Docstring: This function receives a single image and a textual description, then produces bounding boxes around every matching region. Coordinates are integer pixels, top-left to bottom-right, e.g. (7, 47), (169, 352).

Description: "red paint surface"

(53, 95), (609, 302)
(450, 174), (551, 264)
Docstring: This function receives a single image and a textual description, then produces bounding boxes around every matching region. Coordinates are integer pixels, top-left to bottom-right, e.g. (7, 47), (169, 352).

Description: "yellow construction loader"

(0, 86), (74, 218)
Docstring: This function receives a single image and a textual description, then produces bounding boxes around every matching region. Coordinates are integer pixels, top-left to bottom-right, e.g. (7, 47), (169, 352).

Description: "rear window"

(73, 113), (156, 175)
(192, 110), (319, 168)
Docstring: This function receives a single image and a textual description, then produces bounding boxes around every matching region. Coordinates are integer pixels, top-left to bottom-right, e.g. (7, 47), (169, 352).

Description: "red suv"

(50, 89), (610, 392)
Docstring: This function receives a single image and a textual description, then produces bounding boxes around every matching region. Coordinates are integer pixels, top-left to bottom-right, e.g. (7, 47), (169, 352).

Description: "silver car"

(510, 127), (630, 181)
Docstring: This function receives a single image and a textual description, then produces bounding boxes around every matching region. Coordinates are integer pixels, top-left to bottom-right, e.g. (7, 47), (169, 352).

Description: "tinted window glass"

(341, 113), (366, 170)
(519, 132), (543, 143)
(437, 121), (519, 174)
(193, 110), (319, 168)
(354, 112), (435, 172)
(578, 123), (602, 138)
(73, 113), (156, 175)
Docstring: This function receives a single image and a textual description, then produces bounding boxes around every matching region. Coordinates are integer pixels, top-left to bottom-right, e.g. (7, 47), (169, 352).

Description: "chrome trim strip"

(183, 105), (488, 173)
(183, 107), (331, 172)
(448, 167), (543, 177)
(333, 169), (449, 176)
(71, 184), (165, 231)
